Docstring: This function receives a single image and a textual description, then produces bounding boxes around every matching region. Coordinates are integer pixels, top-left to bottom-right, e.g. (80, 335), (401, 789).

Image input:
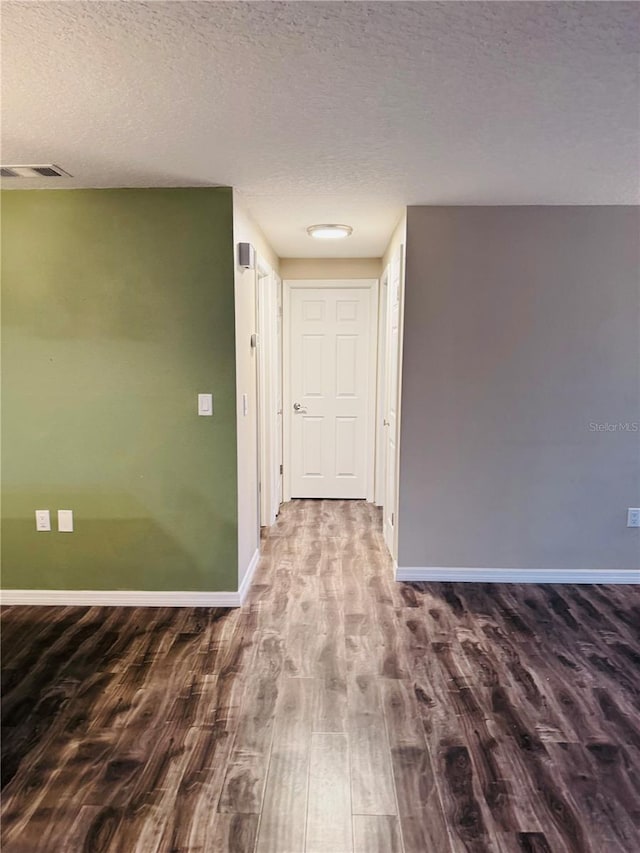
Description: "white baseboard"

(1, 549), (263, 609)
(0, 588), (243, 608)
(238, 548), (260, 604)
(395, 567), (640, 584)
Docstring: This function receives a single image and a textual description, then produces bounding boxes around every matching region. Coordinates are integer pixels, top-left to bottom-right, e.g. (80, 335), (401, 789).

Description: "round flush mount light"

(306, 224), (353, 240)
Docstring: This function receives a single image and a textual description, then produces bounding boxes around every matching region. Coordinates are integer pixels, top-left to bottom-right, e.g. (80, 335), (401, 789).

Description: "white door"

(383, 252), (402, 554)
(286, 282), (376, 499)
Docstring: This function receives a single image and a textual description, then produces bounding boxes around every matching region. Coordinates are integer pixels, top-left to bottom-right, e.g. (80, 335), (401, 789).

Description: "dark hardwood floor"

(2, 499), (639, 852)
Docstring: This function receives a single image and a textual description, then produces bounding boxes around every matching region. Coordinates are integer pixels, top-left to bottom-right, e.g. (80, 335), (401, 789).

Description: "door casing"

(256, 257), (282, 528)
(374, 267), (388, 506)
(382, 247), (404, 560)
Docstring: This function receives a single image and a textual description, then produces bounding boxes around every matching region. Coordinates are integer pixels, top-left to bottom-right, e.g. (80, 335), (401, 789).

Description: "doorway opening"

(254, 251), (404, 563)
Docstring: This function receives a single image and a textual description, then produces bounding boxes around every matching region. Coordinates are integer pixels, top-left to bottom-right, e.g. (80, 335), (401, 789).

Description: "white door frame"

(275, 274), (283, 511)
(374, 267), (389, 506)
(283, 278), (378, 503)
(383, 247), (405, 560)
(256, 256), (281, 527)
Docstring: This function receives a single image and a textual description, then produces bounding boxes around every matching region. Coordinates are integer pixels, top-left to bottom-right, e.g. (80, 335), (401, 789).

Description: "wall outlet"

(627, 508), (640, 528)
(58, 509), (74, 532)
(35, 509), (51, 531)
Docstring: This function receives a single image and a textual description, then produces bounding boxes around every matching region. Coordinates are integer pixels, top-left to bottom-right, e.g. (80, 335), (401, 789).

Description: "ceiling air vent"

(0, 164), (71, 178)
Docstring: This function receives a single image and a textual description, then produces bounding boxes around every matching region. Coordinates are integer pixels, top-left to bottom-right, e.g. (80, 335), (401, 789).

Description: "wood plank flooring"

(2, 499), (640, 852)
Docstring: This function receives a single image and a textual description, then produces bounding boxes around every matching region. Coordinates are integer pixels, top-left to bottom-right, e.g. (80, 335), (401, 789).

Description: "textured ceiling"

(2, 1), (639, 257)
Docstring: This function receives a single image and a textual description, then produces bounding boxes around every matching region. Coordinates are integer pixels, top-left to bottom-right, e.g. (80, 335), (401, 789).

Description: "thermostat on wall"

(238, 242), (256, 270)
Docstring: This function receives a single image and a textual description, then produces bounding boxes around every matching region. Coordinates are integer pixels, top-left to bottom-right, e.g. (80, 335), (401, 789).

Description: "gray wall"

(399, 206), (640, 571)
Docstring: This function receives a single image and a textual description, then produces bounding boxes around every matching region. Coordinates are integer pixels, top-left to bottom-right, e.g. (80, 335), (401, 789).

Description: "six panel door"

(289, 286), (372, 499)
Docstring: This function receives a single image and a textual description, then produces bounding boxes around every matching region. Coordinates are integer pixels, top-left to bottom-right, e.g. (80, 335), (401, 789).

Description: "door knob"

(293, 402), (307, 413)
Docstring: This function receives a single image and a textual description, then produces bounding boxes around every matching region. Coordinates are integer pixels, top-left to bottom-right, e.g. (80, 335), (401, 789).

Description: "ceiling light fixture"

(307, 224), (353, 240)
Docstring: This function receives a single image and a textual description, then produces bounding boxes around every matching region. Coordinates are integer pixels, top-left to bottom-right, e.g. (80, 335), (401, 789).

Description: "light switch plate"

(35, 509), (51, 531)
(198, 393), (213, 416)
(58, 509), (73, 532)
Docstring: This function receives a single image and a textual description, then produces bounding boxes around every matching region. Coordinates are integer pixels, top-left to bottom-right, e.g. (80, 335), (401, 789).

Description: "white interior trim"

(395, 567), (640, 584)
(374, 267), (388, 506)
(256, 255), (280, 528)
(1, 549), (262, 608)
(238, 547), (260, 604)
(392, 243), (406, 559)
(1, 589), (244, 607)
(282, 277), (292, 503)
(382, 245), (405, 561)
(1, 546), (263, 609)
(365, 278), (379, 502)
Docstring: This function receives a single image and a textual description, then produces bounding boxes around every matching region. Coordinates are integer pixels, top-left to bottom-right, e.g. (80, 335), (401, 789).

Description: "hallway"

(2, 500), (639, 852)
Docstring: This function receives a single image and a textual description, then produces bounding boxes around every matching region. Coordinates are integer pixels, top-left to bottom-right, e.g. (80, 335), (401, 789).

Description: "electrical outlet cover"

(58, 509), (74, 532)
(627, 508), (640, 528)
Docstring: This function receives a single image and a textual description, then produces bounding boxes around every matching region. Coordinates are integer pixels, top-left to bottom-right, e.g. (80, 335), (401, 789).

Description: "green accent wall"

(1, 188), (238, 591)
